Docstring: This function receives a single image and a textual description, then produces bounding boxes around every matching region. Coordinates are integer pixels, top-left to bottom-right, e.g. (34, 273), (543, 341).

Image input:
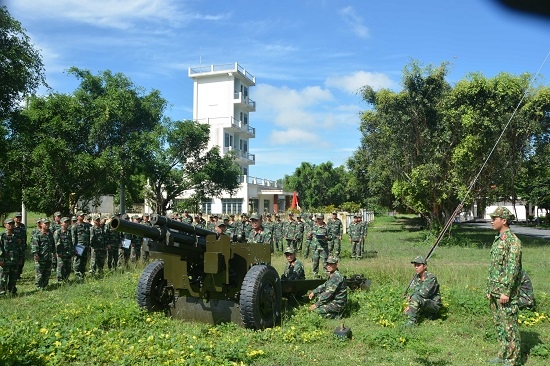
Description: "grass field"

(1, 215), (550, 365)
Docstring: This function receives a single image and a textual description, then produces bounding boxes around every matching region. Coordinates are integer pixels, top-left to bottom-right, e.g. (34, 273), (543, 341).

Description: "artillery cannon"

(111, 214), (368, 329)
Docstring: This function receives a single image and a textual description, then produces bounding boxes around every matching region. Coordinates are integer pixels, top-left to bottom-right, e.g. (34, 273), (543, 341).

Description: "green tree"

(143, 120), (241, 215)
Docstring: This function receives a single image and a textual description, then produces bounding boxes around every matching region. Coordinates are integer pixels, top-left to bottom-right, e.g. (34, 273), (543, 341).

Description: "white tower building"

(185, 62), (294, 214)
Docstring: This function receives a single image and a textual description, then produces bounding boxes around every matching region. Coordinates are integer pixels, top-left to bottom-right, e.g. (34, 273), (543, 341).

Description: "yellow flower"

(40, 328), (48, 334)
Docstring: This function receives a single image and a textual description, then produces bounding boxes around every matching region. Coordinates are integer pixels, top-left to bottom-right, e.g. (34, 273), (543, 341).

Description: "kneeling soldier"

(308, 256), (347, 318)
(404, 256), (442, 326)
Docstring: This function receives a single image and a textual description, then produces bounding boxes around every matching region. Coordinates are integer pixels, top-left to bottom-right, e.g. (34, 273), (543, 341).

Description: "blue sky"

(5, 0), (550, 181)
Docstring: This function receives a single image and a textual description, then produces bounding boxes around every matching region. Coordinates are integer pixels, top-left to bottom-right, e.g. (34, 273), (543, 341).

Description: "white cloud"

(325, 71), (394, 94)
(339, 6), (369, 39)
(270, 129), (329, 147)
(10, 0), (228, 29)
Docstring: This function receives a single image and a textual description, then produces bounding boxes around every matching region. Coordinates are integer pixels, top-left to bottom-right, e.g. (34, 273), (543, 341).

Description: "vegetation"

(2, 216), (549, 365)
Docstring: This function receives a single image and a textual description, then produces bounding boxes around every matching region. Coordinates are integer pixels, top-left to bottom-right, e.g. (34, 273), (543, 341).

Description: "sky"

(4, 0), (550, 181)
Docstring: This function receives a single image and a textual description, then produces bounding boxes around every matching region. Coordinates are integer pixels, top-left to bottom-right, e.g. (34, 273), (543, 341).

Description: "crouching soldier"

(308, 256), (347, 318)
(404, 256), (442, 326)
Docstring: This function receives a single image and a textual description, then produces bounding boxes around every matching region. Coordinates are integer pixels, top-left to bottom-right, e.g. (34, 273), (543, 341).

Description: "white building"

(177, 62), (294, 214)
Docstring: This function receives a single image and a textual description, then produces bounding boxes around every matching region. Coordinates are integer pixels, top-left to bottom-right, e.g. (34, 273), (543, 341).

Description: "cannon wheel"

(239, 264), (281, 329)
(137, 260), (167, 311)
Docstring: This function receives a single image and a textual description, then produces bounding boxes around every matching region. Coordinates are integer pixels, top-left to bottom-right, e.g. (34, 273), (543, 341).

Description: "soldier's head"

(14, 212), (22, 224)
(288, 212), (294, 220)
(223, 215), (230, 224)
(215, 221), (226, 234)
(284, 246), (296, 262)
(142, 213), (150, 222)
(76, 211), (85, 223)
(275, 213), (281, 221)
(54, 211), (62, 222)
(41, 218), (50, 232)
(353, 214), (360, 222)
(315, 213), (324, 223)
(490, 206), (513, 232)
(265, 213), (272, 221)
(296, 214), (302, 221)
(71, 216), (77, 224)
(411, 256), (427, 275)
(61, 217), (70, 229)
(249, 213), (262, 229)
(194, 215), (200, 222)
(332, 211), (338, 219)
(3, 218), (14, 232)
(326, 256), (339, 273)
(93, 215), (101, 226)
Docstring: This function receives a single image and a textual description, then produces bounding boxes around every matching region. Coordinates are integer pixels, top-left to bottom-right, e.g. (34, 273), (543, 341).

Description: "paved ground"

(461, 221), (550, 240)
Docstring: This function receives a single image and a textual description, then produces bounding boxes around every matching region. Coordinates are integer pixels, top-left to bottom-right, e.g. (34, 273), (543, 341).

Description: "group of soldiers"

(0, 211), (157, 294)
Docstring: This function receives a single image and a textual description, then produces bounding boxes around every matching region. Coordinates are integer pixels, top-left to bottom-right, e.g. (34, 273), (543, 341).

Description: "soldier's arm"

(502, 241), (522, 297)
(316, 277), (337, 305)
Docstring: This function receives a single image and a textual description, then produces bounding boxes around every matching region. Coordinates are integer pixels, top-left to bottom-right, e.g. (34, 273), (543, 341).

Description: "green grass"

(1, 215), (550, 365)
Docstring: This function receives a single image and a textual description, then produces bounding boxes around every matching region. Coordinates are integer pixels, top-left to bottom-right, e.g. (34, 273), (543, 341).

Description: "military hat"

(142, 213), (150, 218)
(489, 206), (513, 221)
(316, 213), (324, 219)
(230, 213), (235, 217)
(85, 214), (92, 220)
(122, 213), (130, 220)
(61, 217), (70, 223)
(4, 218), (15, 225)
(93, 215), (101, 221)
(288, 212), (294, 216)
(211, 213), (219, 218)
(36, 218), (43, 223)
(216, 222), (226, 227)
(222, 215), (230, 221)
(194, 214), (200, 218)
(76, 211), (84, 217)
(249, 213), (261, 221)
(184, 209), (189, 213)
(266, 213), (271, 217)
(296, 214), (302, 218)
(411, 256), (427, 265)
(198, 211), (203, 215)
(71, 216), (77, 221)
(326, 256), (338, 264)
(14, 212), (22, 217)
(54, 211), (62, 217)
(275, 214), (280, 218)
(284, 246), (295, 254)
(332, 211), (337, 215)
(42, 218), (51, 224)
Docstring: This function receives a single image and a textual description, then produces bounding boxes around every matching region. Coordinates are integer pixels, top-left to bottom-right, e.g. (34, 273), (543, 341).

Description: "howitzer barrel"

(110, 217), (163, 239)
(150, 214), (216, 237)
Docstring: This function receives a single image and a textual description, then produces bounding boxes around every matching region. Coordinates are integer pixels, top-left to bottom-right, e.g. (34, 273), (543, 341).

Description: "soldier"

(281, 246), (305, 280)
(182, 209), (193, 224)
(130, 215), (142, 262)
(283, 212), (299, 250)
(272, 214), (284, 252)
(198, 211), (206, 226)
(90, 215), (107, 275)
(303, 214), (314, 259)
(215, 221), (227, 236)
(246, 213), (270, 244)
(262, 213), (275, 252)
(310, 214), (331, 277)
(486, 207), (522, 366)
(141, 213), (153, 261)
(358, 214), (368, 257)
(348, 214), (363, 259)
(118, 213), (132, 268)
(105, 215), (121, 270)
(193, 214), (205, 229)
(295, 214), (305, 252)
(13, 212), (27, 279)
(50, 211), (62, 273)
(0, 218), (21, 295)
(31, 218), (55, 290)
(223, 215), (237, 241)
(327, 211), (343, 258)
(206, 214), (217, 232)
(404, 256), (442, 327)
(54, 217), (73, 282)
(308, 256), (347, 318)
(71, 211), (91, 279)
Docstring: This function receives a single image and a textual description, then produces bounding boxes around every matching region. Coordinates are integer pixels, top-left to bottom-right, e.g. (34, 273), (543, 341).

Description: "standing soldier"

(486, 207), (522, 366)
(141, 213), (153, 261)
(272, 214), (284, 252)
(348, 214), (362, 259)
(105, 215), (121, 270)
(327, 212), (343, 259)
(193, 214), (205, 229)
(118, 214), (132, 268)
(295, 215), (305, 253)
(54, 217), (73, 282)
(13, 212), (27, 280)
(32, 218), (54, 290)
(359, 213), (368, 257)
(130, 215), (143, 262)
(303, 214), (314, 259)
(263, 213), (275, 252)
(50, 211), (62, 273)
(206, 214), (217, 232)
(198, 211), (206, 226)
(223, 215), (237, 242)
(90, 215), (107, 275)
(283, 212), (299, 250)
(182, 209), (193, 224)
(1, 218), (22, 295)
(310, 214), (331, 277)
(72, 211), (91, 279)
(246, 213), (270, 244)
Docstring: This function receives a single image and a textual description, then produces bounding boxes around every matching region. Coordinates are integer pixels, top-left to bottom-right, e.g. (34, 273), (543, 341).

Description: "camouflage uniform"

(303, 215), (314, 258)
(12, 216), (27, 279)
(405, 257), (442, 324)
(245, 226), (270, 244)
(327, 214), (343, 258)
(311, 216), (331, 276)
(262, 216), (275, 252)
(348, 217), (363, 258)
(32, 227), (55, 289)
(311, 262), (347, 318)
(104, 218), (121, 269)
(359, 217), (368, 256)
(90, 219), (107, 275)
(281, 247), (305, 281)
(272, 216), (284, 252)
(50, 212), (62, 272)
(1, 219), (22, 294)
(283, 216), (300, 250)
(487, 207), (522, 366)
(72, 215), (91, 279)
(130, 216), (143, 262)
(54, 220), (73, 282)
(295, 216), (305, 252)
(181, 212), (193, 225)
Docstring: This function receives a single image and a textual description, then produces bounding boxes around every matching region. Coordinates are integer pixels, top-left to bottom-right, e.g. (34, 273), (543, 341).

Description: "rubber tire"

(239, 264), (282, 329)
(136, 260), (167, 311)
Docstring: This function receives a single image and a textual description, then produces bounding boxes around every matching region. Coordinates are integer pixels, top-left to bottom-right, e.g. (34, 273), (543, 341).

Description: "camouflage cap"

(296, 214), (302, 218)
(222, 215), (230, 221)
(249, 213), (261, 221)
(411, 256), (427, 265)
(4, 218), (15, 225)
(275, 213), (280, 217)
(71, 216), (77, 221)
(489, 206), (513, 221)
(42, 218), (51, 224)
(76, 211), (84, 217)
(14, 212), (22, 217)
(284, 246), (295, 254)
(316, 213), (324, 220)
(54, 211), (62, 217)
(122, 213), (130, 220)
(36, 218), (43, 223)
(216, 222), (226, 227)
(326, 255), (338, 264)
(332, 211), (337, 215)
(288, 212), (294, 216)
(93, 215), (101, 221)
(230, 213), (235, 217)
(265, 213), (271, 217)
(142, 213), (150, 218)
(61, 217), (70, 223)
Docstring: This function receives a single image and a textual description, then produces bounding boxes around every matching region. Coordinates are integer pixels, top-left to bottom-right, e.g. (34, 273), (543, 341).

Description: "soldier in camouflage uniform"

(283, 212), (299, 250)
(245, 213), (270, 244)
(54, 217), (73, 282)
(404, 256), (442, 326)
(130, 215), (143, 262)
(295, 215), (305, 252)
(193, 214), (205, 229)
(118, 214), (132, 268)
(105, 215), (121, 270)
(486, 207), (522, 366)
(308, 256), (347, 318)
(272, 214), (284, 252)
(206, 214), (217, 232)
(13, 212), (27, 279)
(327, 211), (343, 258)
(90, 215), (107, 275)
(310, 214), (331, 277)
(182, 209), (193, 224)
(348, 214), (363, 259)
(72, 211), (91, 279)
(303, 214), (314, 259)
(32, 218), (55, 289)
(50, 211), (62, 273)
(281, 246), (305, 280)
(1, 218), (22, 295)
(141, 213), (153, 261)
(262, 213), (275, 252)
(359, 214), (368, 257)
